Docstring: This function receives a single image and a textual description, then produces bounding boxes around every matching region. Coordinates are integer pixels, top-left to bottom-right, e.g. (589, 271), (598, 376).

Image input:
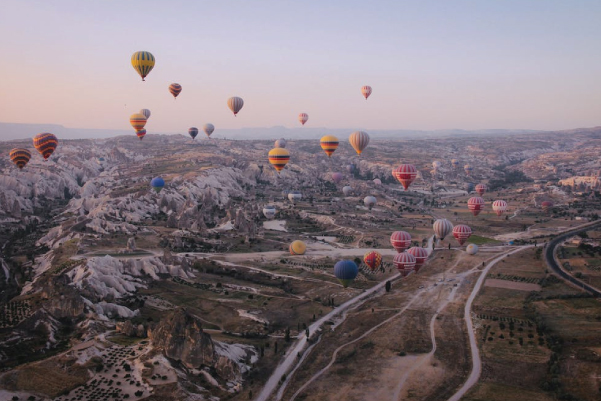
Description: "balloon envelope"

(289, 240), (306, 255)
(392, 164), (417, 190)
(33, 133), (58, 160)
(189, 127), (199, 140)
(342, 186), (353, 196)
(131, 51), (155, 81)
(169, 83), (182, 98)
(453, 224), (472, 246)
(393, 252), (416, 277)
(407, 247), (429, 272)
(320, 135), (339, 157)
(334, 260), (358, 287)
(298, 113), (308, 125)
(130, 113), (147, 131)
(268, 148), (290, 173)
(263, 205), (277, 219)
(433, 219), (453, 240)
(9, 148), (31, 169)
(227, 96), (244, 116)
(390, 231), (411, 253)
(332, 172), (343, 184)
(275, 138), (287, 148)
(364, 196), (377, 208)
(139, 109), (151, 119)
(361, 85), (372, 100)
(203, 123), (215, 138)
(150, 177), (165, 193)
(363, 251), (382, 271)
(466, 244), (479, 255)
(349, 131), (370, 155)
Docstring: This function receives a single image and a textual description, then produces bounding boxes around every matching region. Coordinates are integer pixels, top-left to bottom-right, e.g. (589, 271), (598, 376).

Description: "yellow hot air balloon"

(268, 148), (290, 173)
(131, 51), (155, 81)
(289, 240), (306, 255)
(130, 113), (147, 131)
(320, 135), (339, 157)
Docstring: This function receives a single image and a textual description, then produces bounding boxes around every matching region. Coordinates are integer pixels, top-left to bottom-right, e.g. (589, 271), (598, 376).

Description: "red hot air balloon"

(492, 200), (508, 216)
(393, 252), (416, 277)
(407, 247), (428, 272)
(363, 251), (382, 271)
(33, 133), (58, 160)
(468, 197), (485, 216)
(169, 83), (182, 99)
(475, 184), (487, 196)
(392, 164), (417, 190)
(453, 224), (472, 246)
(541, 201), (553, 213)
(390, 231), (411, 253)
(361, 85), (372, 100)
(298, 113), (308, 125)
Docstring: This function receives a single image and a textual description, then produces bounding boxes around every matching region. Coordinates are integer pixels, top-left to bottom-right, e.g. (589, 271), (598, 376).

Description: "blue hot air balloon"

(334, 260), (358, 288)
(346, 164), (356, 173)
(150, 177), (165, 193)
(465, 182), (475, 193)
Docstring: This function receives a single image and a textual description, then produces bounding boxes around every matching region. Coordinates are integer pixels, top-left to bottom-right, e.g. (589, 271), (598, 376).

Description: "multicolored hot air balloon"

(150, 177), (165, 193)
(361, 85), (372, 100)
(390, 231), (411, 253)
(320, 135), (339, 157)
(453, 224), (472, 246)
(288, 191), (302, 203)
(189, 127), (199, 140)
(268, 148), (290, 173)
(468, 197), (485, 216)
(407, 247), (428, 272)
(541, 201), (553, 213)
(227, 96), (244, 116)
(433, 219), (453, 240)
(290, 240), (306, 255)
(9, 148), (31, 169)
(464, 164), (473, 176)
(364, 196), (377, 209)
(203, 123), (215, 138)
(451, 159), (459, 169)
(334, 260), (358, 287)
(475, 184), (487, 196)
(392, 164), (417, 190)
(263, 205), (276, 219)
(466, 244), (479, 255)
(275, 138), (287, 148)
(136, 129), (146, 140)
(332, 172), (343, 184)
(298, 113), (308, 126)
(131, 51), (155, 81)
(342, 186), (353, 196)
(349, 131), (370, 155)
(393, 252), (416, 277)
(363, 251), (382, 271)
(139, 109), (151, 119)
(169, 83), (182, 99)
(33, 133), (58, 160)
(492, 200), (507, 216)
(130, 113), (147, 131)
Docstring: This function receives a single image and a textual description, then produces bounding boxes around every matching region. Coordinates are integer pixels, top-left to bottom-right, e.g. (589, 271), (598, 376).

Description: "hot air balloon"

(288, 191), (302, 203)
(150, 177), (165, 193)
(492, 200), (508, 216)
(541, 201), (553, 213)
(361, 85), (372, 100)
(373, 178), (382, 185)
(33, 133), (58, 160)
(363, 251), (382, 271)
(364, 196), (377, 209)
(332, 172), (343, 184)
(275, 138), (287, 148)
(349, 131), (370, 155)
(453, 224), (472, 246)
(298, 113), (308, 126)
(130, 113), (147, 131)
(407, 247), (428, 272)
(268, 148), (290, 173)
(334, 260), (358, 287)
(475, 184), (487, 196)
(189, 127), (199, 140)
(432, 160), (442, 170)
(320, 135), (339, 157)
(393, 252), (416, 277)
(390, 231), (411, 253)
(227, 96), (244, 116)
(464, 164), (473, 176)
(9, 148), (31, 169)
(465, 182), (475, 193)
(392, 164), (417, 190)
(131, 51), (155, 81)
(290, 240), (306, 255)
(347, 164), (356, 173)
(342, 186), (353, 196)
(139, 109), (151, 119)
(468, 197), (485, 216)
(263, 205), (276, 219)
(169, 83), (182, 99)
(451, 159), (459, 169)
(136, 129), (146, 140)
(203, 123), (215, 138)
(466, 244), (479, 255)
(433, 219), (453, 240)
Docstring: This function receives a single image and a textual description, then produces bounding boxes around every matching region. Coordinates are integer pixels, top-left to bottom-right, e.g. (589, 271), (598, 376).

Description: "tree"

(285, 327), (291, 342)
(385, 281), (391, 292)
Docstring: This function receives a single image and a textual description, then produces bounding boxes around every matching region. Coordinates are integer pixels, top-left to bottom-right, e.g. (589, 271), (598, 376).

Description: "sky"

(0, 0), (600, 134)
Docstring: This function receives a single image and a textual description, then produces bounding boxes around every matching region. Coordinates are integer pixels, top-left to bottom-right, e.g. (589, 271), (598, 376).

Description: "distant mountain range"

(0, 121), (582, 142)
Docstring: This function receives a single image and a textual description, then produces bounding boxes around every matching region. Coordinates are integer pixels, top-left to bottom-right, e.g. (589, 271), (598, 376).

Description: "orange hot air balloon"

(33, 133), (58, 160)
(298, 113), (308, 125)
(320, 135), (339, 157)
(130, 113), (147, 131)
(169, 83), (182, 99)
(9, 148), (31, 169)
(268, 148), (290, 173)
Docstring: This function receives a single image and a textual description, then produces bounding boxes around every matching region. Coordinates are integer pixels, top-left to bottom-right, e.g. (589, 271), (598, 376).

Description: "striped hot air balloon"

(492, 200), (508, 216)
(136, 129), (146, 140)
(139, 109), (151, 119)
(320, 135), (339, 157)
(393, 252), (416, 277)
(130, 113), (147, 131)
(169, 83), (182, 99)
(263, 205), (276, 219)
(298, 113), (308, 125)
(407, 247), (429, 272)
(451, 159), (459, 169)
(334, 260), (359, 287)
(288, 191), (302, 203)
(203, 123), (215, 138)
(349, 131), (370, 155)
(227, 96), (244, 116)
(361, 85), (372, 100)
(453, 224), (472, 246)
(468, 197), (485, 216)
(9, 148), (31, 169)
(390, 231), (411, 253)
(363, 251), (382, 271)
(290, 240), (306, 255)
(275, 138), (287, 148)
(131, 51), (155, 81)
(392, 164), (417, 190)
(475, 184), (487, 196)
(268, 148), (290, 173)
(33, 133), (58, 160)
(189, 127), (199, 140)
(433, 219), (453, 240)
(331, 172), (343, 184)
(464, 164), (473, 176)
